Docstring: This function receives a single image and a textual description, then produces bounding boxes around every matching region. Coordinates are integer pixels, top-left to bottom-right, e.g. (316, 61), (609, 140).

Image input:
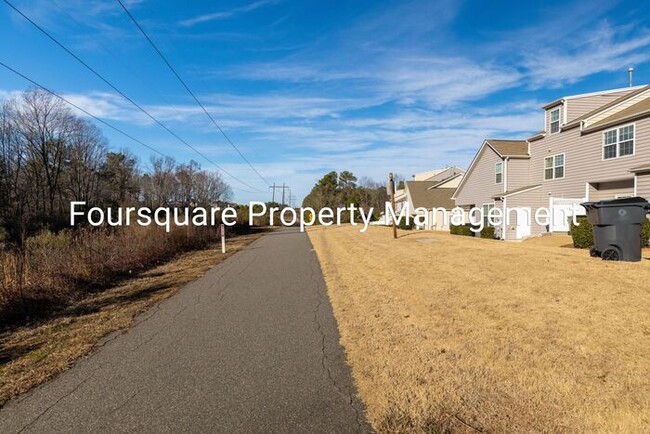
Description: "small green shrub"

(480, 226), (496, 239)
(450, 224), (474, 237)
(642, 218), (650, 247)
(569, 216), (594, 248)
(397, 220), (414, 230)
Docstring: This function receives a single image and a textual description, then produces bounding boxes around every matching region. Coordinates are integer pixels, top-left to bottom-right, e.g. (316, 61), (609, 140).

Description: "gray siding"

(589, 179), (634, 200)
(529, 116), (650, 200)
(454, 145), (503, 207)
(505, 158), (531, 190)
(565, 90), (633, 123)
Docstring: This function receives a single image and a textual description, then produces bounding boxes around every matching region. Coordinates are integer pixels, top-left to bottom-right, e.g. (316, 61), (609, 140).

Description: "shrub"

(398, 220), (414, 230)
(569, 216), (594, 248)
(450, 224), (474, 237)
(643, 218), (650, 248)
(480, 226), (496, 239)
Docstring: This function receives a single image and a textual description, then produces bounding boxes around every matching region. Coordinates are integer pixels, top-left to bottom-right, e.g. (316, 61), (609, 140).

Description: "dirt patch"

(0, 232), (262, 407)
(308, 225), (650, 433)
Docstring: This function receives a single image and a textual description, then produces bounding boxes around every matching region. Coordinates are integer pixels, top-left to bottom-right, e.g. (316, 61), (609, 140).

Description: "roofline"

(493, 185), (542, 199)
(427, 173), (463, 190)
(451, 140), (494, 200)
(581, 109), (650, 134)
(484, 139), (529, 158)
(541, 85), (645, 110)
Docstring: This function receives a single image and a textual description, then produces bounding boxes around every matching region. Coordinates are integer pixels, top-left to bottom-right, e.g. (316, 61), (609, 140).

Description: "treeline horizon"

(0, 88), (233, 244)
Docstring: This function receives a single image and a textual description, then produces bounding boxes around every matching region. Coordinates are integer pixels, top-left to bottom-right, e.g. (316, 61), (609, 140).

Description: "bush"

(480, 226), (496, 239)
(643, 218), (650, 247)
(397, 220), (414, 230)
(569, 216), (593, 248)
(450, 224), (474, 237)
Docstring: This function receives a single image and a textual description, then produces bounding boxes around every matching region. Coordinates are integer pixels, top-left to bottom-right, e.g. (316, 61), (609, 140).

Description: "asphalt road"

(0, 228), (370, 433)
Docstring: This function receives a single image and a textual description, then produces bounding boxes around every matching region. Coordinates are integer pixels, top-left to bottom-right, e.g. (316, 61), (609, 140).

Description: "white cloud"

(179, 0), (281, 27)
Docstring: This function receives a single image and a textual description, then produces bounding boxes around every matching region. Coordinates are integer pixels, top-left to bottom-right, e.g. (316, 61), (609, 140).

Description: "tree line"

(302, 170), (388, 219)
(0, 88), (232, 244)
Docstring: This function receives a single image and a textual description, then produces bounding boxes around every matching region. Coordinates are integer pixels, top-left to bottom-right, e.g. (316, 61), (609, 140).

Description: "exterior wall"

(636, 172), (650, 198)
(545, 103), (564, 133)
(529, 116), (650, 201)
(585, 90), (650, 128)
(565, 90), (633, 123)
(454, 146), (504, 207)
(505, 157), (531, 190)
(502, 188), (548, 240)
(589, 179), (635, 200)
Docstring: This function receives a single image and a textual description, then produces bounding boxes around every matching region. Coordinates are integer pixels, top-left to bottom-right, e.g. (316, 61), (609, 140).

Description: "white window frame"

(495, 162), (503, 184)
(602, 123), (635, 160)
(544, 153), (565, 181)
(482, 202), (498, 227)
(549, 107), (560, 134)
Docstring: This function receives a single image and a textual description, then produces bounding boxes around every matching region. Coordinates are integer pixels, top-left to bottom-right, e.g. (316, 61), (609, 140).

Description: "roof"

(405, 182), (456, 209)
(492, 184), (541, 199)
(584, 94), (650, 131)
(485, 139), (529, 158)
(542, 85), (645, 110)
(428, 172), (463, 189)
(565, 84), (650, 128)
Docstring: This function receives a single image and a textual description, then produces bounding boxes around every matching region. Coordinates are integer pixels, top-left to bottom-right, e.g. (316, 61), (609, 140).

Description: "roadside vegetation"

(309, 225), (650, 433)
(0, 88), (234, 325)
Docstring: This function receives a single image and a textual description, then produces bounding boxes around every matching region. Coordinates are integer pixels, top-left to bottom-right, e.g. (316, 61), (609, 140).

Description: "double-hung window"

(495, 162), (503, 184)
(549, 108), (560, 133)
(603, 124), (635, 160)
(544, 153), (564, 180)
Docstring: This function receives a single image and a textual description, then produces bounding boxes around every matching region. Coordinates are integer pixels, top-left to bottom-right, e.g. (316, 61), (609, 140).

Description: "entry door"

(550, 198), (586, 232)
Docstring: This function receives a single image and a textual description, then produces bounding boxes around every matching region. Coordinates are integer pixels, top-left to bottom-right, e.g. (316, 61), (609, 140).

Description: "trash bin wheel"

(589, 247), (600, 257)
(601, 246), (621, 261)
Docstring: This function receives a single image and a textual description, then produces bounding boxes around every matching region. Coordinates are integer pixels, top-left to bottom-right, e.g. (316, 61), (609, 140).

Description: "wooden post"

(220, 223), (226, 253)
(389, 172), (397, 239)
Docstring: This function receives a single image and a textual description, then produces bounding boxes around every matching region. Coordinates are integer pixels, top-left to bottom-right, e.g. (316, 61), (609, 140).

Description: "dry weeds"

(308, 226), (650, 433)
(0, 232), (261, 406)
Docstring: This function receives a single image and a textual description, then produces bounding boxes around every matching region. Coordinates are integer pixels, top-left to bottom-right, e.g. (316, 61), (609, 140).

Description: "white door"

(550, 198), (586, 232)
(515, 211), (531, 239)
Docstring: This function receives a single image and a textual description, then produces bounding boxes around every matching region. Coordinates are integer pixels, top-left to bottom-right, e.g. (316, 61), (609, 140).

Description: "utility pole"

(270, 183), (290, 206)
(388, 172), (397, 239)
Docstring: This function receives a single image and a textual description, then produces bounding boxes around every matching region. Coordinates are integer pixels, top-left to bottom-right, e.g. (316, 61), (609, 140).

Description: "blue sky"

(2, 0), (650, 203)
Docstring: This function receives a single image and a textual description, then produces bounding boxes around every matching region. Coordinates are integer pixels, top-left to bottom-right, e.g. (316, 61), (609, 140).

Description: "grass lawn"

(308, 226), (650, 433)
(0, 232), (262, 407)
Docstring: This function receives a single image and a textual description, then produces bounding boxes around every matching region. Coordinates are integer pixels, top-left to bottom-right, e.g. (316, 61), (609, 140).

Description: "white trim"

(495, 161), (503, 185)
(549, 107), (561, 134)
(585, 182), (590, 201)
(602, 122), (636, 161)
(503, 157), (509, 192)
(634, 175), (638, 196)
(542, 85), (645, 109)
(499, 184), (542, 198)
(563, 99), (568, 125)
(452, 140), (500, 200)
(544, 152), (566, 181)
(502, 197), (507, 240)
(583, 87), (650, 126)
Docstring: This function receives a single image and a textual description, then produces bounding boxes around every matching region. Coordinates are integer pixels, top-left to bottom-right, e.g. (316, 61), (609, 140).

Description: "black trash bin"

(581, 197), (650, 262)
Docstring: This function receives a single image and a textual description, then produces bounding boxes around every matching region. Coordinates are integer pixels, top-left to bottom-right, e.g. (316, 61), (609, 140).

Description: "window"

(549, 108), (560, 133)
(544, 153), (565, 180)
(603, 124), (635, 159)
(483, 203), (495, 227)
(495, 162), (503, 184)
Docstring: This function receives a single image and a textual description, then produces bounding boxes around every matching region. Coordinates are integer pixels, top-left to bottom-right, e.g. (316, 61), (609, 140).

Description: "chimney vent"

(628, 67), (634, 87)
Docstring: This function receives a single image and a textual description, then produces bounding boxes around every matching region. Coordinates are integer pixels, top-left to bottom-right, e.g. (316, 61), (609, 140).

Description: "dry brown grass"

(0, 232), (261, 406)
(308, 226), (650, 433)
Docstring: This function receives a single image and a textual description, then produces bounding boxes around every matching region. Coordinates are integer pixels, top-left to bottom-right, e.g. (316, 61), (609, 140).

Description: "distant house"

(454, 85), (650, 240)
(404, 167), (465, 230)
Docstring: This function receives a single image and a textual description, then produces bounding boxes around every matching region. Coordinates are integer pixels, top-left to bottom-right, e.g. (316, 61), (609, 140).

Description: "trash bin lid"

(582, 196), (650, 209)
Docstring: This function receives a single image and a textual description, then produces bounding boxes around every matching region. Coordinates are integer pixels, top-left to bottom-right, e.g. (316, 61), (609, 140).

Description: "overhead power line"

(2, 0), (263, 193)
(115, 0), (271, 187)
(0, 60), (261, 195)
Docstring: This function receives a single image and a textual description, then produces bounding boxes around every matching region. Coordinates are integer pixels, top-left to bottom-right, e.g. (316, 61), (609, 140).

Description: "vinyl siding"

(505, 158), (531, 190)
(454, 145), (503, 207)
(529, 116), (650, 200)
(637, 173), (650, 198)
(584, 91), (650, 128)
(503, 188), (549, 240)
(565, 90), (633, 123)
(545, 104), (564, 133)
(588, 179), (635, 200)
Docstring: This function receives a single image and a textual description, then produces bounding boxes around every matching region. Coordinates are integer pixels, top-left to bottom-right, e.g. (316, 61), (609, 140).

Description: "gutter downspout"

(502, 196), (507, 240)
